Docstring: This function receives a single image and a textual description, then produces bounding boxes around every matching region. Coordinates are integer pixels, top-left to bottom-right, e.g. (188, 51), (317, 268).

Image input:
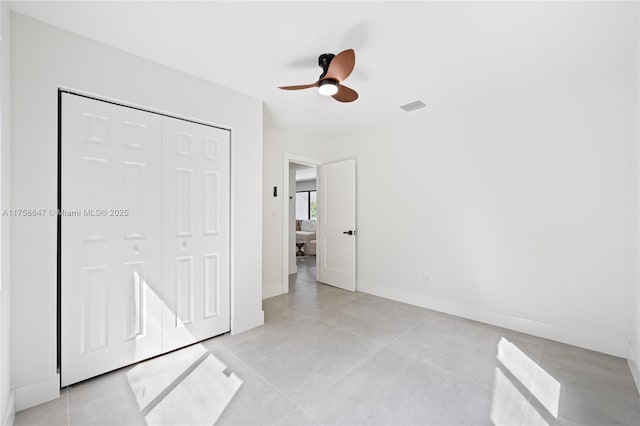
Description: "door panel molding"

(61, 92), (231, 386)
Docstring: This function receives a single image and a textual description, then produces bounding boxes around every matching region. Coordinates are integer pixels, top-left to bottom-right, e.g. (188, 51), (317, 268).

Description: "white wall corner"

(262, 283), (283, 300)
(1, 390), (14, 426)
(357, 280), (629, 358)
(629, 358), (640, 394)
(14, 374), (59, 412)
(231, 309), (264, 335)
(629, 340), (640, 394)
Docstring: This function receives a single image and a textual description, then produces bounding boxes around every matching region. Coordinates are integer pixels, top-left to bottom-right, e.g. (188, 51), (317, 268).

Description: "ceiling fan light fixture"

(318, 79), (339, 96)
(279, 49), (358, 102)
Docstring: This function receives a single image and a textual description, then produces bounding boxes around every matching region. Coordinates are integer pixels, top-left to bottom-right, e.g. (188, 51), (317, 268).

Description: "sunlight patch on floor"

(490, 367), (531, 425)
(126, 343), (243, 425)
(490, 337), (561, 425)
(497, 337), (560, 418)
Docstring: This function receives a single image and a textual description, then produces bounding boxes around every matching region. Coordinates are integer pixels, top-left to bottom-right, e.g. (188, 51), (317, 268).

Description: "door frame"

(282, 153), (322, 294)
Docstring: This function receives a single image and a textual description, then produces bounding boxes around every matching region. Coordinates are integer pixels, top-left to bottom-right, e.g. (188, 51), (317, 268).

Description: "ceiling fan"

(279, 49), (359, 103)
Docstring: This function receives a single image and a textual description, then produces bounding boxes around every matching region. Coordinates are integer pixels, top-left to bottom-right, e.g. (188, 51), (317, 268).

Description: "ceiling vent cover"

(400, 100), (426, 112)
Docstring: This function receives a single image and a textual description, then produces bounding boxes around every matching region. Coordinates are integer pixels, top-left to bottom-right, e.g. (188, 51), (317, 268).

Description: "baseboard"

(357, 280), (628, 358)
(14, 374), (59, 412)
(2, 390), (14, 426)
(231, 309), (264, 335)
(627, 339), (640, 393)
(629, 358), (640, 394)
(262, 283), (283, 300)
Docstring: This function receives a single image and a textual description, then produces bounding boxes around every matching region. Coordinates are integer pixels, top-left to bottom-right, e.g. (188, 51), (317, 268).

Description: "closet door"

(61, 94), (163, 386)
(161, 117), (231, 353)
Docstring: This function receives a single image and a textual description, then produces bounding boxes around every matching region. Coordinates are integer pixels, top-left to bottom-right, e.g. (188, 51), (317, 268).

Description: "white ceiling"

(9, 1), (638, 137)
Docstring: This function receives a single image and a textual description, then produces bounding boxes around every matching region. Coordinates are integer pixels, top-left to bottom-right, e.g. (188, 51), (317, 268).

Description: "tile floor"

(15, 256), (640, 425)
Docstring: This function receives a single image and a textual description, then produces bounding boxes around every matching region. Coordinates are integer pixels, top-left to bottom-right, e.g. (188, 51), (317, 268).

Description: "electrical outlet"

(422, 273), (430, 285)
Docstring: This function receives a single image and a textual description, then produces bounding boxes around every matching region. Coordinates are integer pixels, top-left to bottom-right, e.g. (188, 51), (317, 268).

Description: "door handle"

(343, 230), (356, 235)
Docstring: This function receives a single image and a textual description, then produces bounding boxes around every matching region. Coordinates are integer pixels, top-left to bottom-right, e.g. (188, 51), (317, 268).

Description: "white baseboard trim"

(2, 390), (14, 426)
(262, 283), (283, 300)
(628, 358), (640, 394)
(628, 339), (640, 393)
(357, 280), (628, 358)
(231, 309), (264, 335)
(14, 374), (59, 412)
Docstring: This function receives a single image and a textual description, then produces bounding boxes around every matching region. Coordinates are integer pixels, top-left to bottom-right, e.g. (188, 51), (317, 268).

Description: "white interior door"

(317, 159), (356, 291)
(61, 93), (163, 386)
(161, 116), (231, 353)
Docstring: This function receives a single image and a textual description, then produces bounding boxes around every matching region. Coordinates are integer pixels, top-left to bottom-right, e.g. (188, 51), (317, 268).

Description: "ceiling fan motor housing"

(318, 53), (335, 79)
(319, 78), (339, 88)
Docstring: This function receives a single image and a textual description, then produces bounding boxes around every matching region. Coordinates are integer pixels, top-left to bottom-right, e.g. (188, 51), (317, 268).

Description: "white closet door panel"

(61, 94), (163, 386)
(161, 117), (230, 353)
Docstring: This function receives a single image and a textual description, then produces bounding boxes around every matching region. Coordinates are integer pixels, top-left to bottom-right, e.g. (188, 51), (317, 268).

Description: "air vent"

(400, 100), (426, 112)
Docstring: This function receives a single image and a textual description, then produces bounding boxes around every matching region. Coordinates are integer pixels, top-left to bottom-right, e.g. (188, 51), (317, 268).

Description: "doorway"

(281, 155), (357, 295)
(282, 154), (322, 294)
(290, 163), (317, 279)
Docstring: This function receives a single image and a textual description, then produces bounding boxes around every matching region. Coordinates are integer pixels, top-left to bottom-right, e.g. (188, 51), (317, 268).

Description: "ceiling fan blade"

(279, 82), (319, 90)
(332, 84), (359, 103)
(325, 49), (355, 82)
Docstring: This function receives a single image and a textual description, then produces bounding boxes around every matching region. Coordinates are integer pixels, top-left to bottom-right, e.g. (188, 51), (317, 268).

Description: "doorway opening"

(281, 155), (357, 295)
(282, 154), (322, 294)
(290, 163), (317, 285)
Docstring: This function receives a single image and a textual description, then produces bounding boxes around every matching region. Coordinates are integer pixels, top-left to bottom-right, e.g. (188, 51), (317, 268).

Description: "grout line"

(224, 308), (425, 425)
(141, 352), (210, 417)
(265, 262), (535, 424)
(520, 338), (547, 426)
(385, 328), (545, 410)
(66, 388), (71, 426)
(262, 265), (431, 423)
(295, 316), (426, 411)
(211, 346), (309, 425)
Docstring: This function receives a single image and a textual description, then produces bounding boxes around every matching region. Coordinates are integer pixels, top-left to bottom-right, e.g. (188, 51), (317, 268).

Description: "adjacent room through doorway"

(288, 162), (317, 282)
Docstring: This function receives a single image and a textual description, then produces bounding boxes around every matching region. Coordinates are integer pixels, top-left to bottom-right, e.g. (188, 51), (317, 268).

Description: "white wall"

(288, 168), (296, 275)
(262, 126), (331, 299)
(323, 65), (636, 357)
(11, 13), (263, 410)
(0, 3), (13, 425)
(630, 2), (640, 392)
